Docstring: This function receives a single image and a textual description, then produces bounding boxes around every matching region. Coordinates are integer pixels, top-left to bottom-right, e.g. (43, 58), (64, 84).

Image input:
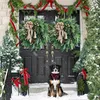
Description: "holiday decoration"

(55, 22), (67, 44)
(20, 18), (49, 50)
(77, 69), (89, 96)
(20, 18), (80, 51)
(75, 0), (82, 8)
(73, 0), (100, 99)
(20, 68), (30, 86)
(11, 68), (30, 96)
(12, 77), (21, 88)
(81, 68), (87, 80)
(20, 77), (29, 96)
(24, 21), (36, 43)
(8, 0), (89, 45)
(50, 18), (80, 51)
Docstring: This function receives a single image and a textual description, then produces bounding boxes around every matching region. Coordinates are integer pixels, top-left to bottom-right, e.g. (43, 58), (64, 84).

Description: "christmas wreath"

(19, 18), (49, 50)
(20, 18), (80, 51)
(50, 18), (80, 51)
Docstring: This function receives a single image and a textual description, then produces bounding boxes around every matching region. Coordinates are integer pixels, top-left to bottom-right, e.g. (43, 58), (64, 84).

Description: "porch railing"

(0, 56), (12, 100)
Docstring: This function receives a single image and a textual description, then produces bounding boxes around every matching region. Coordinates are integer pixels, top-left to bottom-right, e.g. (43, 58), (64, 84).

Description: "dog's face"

(50, 65), (61, 73)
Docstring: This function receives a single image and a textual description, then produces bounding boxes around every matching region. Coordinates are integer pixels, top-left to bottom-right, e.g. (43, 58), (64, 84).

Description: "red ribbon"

(37, 1), (42, 8)
(10, 2), (15, 31)
(82, 69), (87, 80)
(23, 4), (37, 10)
(10, 19), (17, 32)
(12, 77), (21, 88)
(10, 2), (20, 46)
(48, 0), (54, 8)
(55, 6), (60, 12)
(10, 19), (19, 47)
(84, 6), (90, 10)
(15, 35), (20, 47)
(23, 5), (28, 9)
(85, 12), (89, 16)
(40, 0), (54, 11)
(20, 68), (30, 86)
(10, 2), (14, 13)
(75, 0), (82, 8)
(30, 5), (37, 10)
(63, 7), (68, 12)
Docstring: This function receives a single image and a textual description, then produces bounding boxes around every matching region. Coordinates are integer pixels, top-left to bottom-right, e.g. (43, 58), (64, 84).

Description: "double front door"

(19, 10), (80, 83)
(20, 43), (76, 83)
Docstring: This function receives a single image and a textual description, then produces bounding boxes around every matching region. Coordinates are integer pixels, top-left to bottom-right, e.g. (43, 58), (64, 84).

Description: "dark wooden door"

(20, 44), (76, 83)
(19, 10), (80, 83)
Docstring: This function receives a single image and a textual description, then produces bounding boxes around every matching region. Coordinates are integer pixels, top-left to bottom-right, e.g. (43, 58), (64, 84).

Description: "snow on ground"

(11, 83), (88, 100)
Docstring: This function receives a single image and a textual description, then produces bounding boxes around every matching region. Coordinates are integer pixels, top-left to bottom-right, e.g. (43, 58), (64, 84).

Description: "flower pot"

(20, 77), (28, 96)
(21, 91), (27, 96)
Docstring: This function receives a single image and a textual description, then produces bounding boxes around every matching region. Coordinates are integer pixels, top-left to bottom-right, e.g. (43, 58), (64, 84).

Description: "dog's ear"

(56, 65), (61, 69)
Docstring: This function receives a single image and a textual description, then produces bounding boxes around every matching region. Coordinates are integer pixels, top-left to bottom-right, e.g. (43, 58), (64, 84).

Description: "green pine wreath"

(49, 18), (80, 51)
(19, 18), (49, 50)
(19, 18), (80, 51)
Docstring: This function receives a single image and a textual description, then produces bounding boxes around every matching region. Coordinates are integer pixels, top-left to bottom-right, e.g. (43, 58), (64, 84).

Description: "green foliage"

(0, 31), (23, 69)
(20, 18), (80, 51)
(77, 79), (85, 92)
(50, 18), (80, 51)
(8, 0), (24, 11)
(8, 0), (89, 37)
(73, 0), (100, 99)
(20, 18), (49, 50)
(20, 78), (28, 92)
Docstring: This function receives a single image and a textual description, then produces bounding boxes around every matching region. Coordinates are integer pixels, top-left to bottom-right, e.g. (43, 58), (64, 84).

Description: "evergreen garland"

(8, 0), (89, 39)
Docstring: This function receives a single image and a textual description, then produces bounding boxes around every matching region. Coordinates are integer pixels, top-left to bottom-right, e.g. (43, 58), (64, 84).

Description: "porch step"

(29, 83), (77, 94)
(11, 83), (88, 100)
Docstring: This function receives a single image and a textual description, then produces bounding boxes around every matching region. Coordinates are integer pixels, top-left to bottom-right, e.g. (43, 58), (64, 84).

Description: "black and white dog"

(48, 64), (63, 97)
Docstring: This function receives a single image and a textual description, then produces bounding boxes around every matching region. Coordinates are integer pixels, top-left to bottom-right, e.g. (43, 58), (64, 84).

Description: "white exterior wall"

(0, 0), (87, 49)
(0, 0), (10, 46)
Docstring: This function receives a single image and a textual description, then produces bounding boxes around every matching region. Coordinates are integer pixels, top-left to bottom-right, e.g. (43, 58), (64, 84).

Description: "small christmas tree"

(73, 0), (100, 99)
(0, 31), (23, 70)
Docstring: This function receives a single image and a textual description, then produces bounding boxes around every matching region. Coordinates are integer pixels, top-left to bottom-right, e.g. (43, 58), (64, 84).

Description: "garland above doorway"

(8, 0), (89, 47)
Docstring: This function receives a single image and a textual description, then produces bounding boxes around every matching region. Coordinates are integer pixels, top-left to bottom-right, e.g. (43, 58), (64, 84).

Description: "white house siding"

(0, 0), (10, 46)
(0, 0), (87, 49)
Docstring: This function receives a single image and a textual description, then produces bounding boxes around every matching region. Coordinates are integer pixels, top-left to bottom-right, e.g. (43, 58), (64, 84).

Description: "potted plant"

(20, 68), (30, 96)
(20, 77), (29, 96)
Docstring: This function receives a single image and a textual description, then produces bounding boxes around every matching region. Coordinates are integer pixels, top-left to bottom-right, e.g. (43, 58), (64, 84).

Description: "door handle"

(51, 51), (54, 57)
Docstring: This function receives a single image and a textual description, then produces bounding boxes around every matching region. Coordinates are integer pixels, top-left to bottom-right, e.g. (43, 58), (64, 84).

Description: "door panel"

(31, 50), (49, 83)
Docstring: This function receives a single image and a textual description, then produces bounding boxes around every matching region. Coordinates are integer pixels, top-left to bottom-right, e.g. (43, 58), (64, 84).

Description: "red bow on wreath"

(12, 77), (21, 88)
(20, 68), (30, 86)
